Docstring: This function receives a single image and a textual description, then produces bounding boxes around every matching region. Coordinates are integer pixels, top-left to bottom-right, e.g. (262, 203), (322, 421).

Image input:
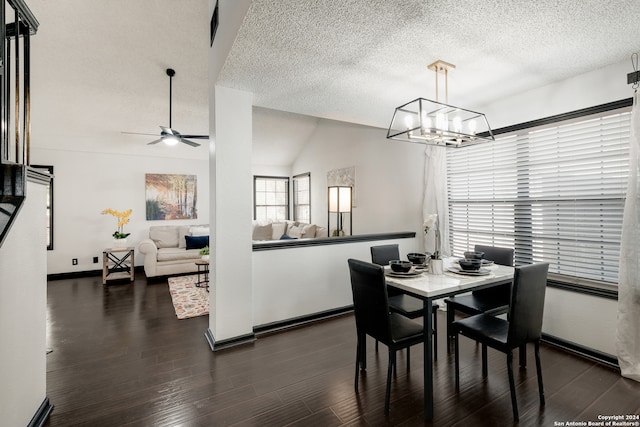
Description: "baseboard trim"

(205, 328), (256, 352)
(47, 266), (144, 281)
(541, 333), (619, 369)
(28, 397), (53, 427)
(253, 305), (353, 336)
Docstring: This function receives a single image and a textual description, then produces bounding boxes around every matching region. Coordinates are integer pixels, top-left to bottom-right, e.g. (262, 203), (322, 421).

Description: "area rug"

(167, 275), (209, 319)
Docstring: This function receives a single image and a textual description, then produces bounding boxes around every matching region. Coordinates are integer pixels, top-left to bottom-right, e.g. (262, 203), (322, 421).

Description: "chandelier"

(387, 60), (494, 148)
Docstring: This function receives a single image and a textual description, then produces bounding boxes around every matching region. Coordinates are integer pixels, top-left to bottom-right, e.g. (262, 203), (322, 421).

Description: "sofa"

(252, 220), (328, 241)
(138, 225), (209, 278)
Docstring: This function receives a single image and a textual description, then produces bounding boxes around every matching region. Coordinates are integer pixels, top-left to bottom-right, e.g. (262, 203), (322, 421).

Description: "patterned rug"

(167, 275), (209, 319)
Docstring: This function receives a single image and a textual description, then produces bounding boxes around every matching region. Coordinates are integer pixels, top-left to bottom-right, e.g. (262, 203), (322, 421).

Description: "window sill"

(546, 273), (617, 300)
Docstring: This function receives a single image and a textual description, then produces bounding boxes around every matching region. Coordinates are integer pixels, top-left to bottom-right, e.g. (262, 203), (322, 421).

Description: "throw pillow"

(271, 222), (287, 240)
(185, 235), (209, 250)
(287, 225), (303, 238)
(315, 226), (328, 238)
(300, 223), (316, 238)
(252, 223), (273, 240)
(149, 226), (179, 248)
(280, 234), (296, 240)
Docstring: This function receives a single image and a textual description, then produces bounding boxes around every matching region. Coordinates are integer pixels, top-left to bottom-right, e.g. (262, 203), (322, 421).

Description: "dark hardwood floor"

(44, 273), (640, 426)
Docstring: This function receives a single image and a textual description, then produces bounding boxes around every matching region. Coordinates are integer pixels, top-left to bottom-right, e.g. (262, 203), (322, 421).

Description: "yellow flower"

(102, 208), (132, 238)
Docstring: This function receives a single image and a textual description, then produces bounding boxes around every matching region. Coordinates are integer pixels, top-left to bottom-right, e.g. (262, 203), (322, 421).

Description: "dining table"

(384, 256), (515, 420)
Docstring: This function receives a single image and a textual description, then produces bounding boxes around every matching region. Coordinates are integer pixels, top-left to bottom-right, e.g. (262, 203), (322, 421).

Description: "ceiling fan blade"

(180, 138), (201, 147)
(181, 134), (209, 139)
(147, 139), (163, 145)
(160, 126), (176, 135)
(122, 131), (158, 137)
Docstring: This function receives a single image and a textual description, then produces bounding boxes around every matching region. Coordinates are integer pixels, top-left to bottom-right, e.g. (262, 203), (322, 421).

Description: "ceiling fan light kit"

(387, 60), (494, 148)
(123, 68), (208, 147)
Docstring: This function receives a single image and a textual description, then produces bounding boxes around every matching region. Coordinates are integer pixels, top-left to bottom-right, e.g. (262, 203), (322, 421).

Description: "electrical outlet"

(72, 258), (78, 265)
(93, 256), (99, 264)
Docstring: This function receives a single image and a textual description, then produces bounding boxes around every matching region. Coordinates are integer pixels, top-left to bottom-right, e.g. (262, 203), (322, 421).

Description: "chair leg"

(375, 339), (378, 352)
(482, 344), (488, 377)
(519, 344), (527, 368)
(406, 347), (410, 370)
(507, 351), (519, 421)
(354, 335), (361, 393)
(447, 304), (454, 353)
(433, 307), (438, 361)
(534, 341), (545, 406)
(454, 333), (460, 389)
(361, 336), (367, 370)
(385, 350), (396, 415)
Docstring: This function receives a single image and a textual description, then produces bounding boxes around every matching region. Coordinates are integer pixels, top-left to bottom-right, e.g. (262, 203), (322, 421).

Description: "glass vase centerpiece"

(102, 208), (132, 248)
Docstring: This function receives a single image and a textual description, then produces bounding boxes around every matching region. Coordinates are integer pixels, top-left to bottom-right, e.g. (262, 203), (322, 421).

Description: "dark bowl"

(389, 260), (413, 273)
(459, 259), (482, 271)
(464, 251), (485, 260)
(407, 252), (427, 265)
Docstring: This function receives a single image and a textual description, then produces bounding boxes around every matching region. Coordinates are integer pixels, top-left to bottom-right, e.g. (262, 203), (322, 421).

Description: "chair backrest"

(507, 262), (549, 347)
(472, 245), (515, 299)
(474, 244), (514, 266)
(370, 244), (400, 266)
(348, 258), (393, 343)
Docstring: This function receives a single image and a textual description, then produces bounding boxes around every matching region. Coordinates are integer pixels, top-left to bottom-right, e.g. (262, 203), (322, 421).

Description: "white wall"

(0, 180), (48, 425)
(478, 58), (632, 357)
(292, 118), (427, 240)
(253, 237), (418, 326)
(32, 147), (209, 275)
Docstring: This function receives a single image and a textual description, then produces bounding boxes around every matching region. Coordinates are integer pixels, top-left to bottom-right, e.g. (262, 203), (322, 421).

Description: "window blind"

(447, 111), (630, 284)
(254, 176), (290, 221)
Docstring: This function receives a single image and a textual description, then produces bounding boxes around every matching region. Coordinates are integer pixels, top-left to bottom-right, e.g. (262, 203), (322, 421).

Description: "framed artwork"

(145, 174), (198, 220)
(327, 166), (356, 207)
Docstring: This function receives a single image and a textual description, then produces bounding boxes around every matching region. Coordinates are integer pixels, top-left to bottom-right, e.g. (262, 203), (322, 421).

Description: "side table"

(195, 259), (209, 291)
(103, 247), (135, 285)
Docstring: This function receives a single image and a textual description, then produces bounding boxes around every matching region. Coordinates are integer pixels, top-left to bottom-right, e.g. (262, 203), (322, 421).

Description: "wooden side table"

(103, 247), (135, 285)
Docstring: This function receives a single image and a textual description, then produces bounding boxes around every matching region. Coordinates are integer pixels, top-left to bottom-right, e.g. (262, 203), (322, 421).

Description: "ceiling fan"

(123, 68), (208, 147)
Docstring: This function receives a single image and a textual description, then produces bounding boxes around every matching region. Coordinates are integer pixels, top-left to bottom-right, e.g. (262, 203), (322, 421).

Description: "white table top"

(385, 257), (514, 299)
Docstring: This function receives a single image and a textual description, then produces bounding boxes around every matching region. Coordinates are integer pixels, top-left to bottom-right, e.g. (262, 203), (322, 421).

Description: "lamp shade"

(328, 186), (352, 213)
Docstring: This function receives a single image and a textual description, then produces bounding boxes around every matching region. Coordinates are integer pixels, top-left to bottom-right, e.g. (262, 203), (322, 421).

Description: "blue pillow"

(185, 235), (209, 250)
(280, 234), (296, 240)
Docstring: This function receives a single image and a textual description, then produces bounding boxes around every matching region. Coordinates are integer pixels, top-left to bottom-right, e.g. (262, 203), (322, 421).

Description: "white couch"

(252, 220), (328, 241)
(138, 225), (209, 278)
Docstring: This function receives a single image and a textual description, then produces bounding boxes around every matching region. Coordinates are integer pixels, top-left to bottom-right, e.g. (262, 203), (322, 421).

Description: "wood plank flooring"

(44, 273), (640, 426)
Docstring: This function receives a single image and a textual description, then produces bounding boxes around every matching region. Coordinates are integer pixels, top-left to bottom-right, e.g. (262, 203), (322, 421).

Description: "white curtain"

(617, 91), (640, 382)
(422, 145), (450, 256)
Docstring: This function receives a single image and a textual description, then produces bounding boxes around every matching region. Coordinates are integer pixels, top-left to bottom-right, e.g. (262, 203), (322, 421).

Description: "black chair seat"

(446, 293), (509, 316)
(453, 313), (509, 352)
(389, 313), (424, 344)
(389, 294), (431, 317)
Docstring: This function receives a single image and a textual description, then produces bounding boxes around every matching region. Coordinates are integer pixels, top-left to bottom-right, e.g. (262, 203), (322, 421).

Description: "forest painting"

(145, 174), (197, 220)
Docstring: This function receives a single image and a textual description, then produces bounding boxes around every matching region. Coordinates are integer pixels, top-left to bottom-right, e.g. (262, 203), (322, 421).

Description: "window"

(447, 106), (631, 285)
(254, 176), (289, 221)
(293, 173), (311, 223)
(31, 165), (54, 250)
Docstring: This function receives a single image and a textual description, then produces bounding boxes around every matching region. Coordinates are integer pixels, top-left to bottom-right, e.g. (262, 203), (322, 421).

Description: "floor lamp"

(328, 186), (352, 236)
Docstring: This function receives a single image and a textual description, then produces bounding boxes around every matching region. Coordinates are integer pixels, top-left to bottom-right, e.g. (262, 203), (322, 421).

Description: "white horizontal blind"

(254, 176), (290, 221)
(447, 111), (630, 284)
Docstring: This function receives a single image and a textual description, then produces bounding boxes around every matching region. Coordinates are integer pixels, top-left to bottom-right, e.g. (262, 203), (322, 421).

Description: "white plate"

(447, 266), (491, 276)
(387, 270), (423, 278)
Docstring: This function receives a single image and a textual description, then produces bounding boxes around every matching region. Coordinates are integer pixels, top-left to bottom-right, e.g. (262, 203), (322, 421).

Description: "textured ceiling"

(219, 0), (640, 130)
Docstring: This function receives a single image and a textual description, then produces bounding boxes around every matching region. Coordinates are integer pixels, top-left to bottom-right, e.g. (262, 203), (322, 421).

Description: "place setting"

(447, 251), (494, 276)
(385, 252), (430, 278)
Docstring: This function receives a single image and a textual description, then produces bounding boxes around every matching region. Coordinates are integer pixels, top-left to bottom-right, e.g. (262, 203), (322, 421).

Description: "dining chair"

(445, 245), (514, 356)
(453, 262), (549, 421)
(371, 244), (438, 359)
(348, 258), (425, 415)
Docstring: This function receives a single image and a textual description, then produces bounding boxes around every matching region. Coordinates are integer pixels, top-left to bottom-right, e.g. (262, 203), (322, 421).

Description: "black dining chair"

(445, 245), (514, 355)
(453, 262), (549, 421)
(348, 258), (425, 415)
(371, 244), (438, 359)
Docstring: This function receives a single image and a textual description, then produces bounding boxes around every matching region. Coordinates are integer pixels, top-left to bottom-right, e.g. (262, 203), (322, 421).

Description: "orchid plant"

(101, 208), (132, 239)
(423, 213), (441, 259)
